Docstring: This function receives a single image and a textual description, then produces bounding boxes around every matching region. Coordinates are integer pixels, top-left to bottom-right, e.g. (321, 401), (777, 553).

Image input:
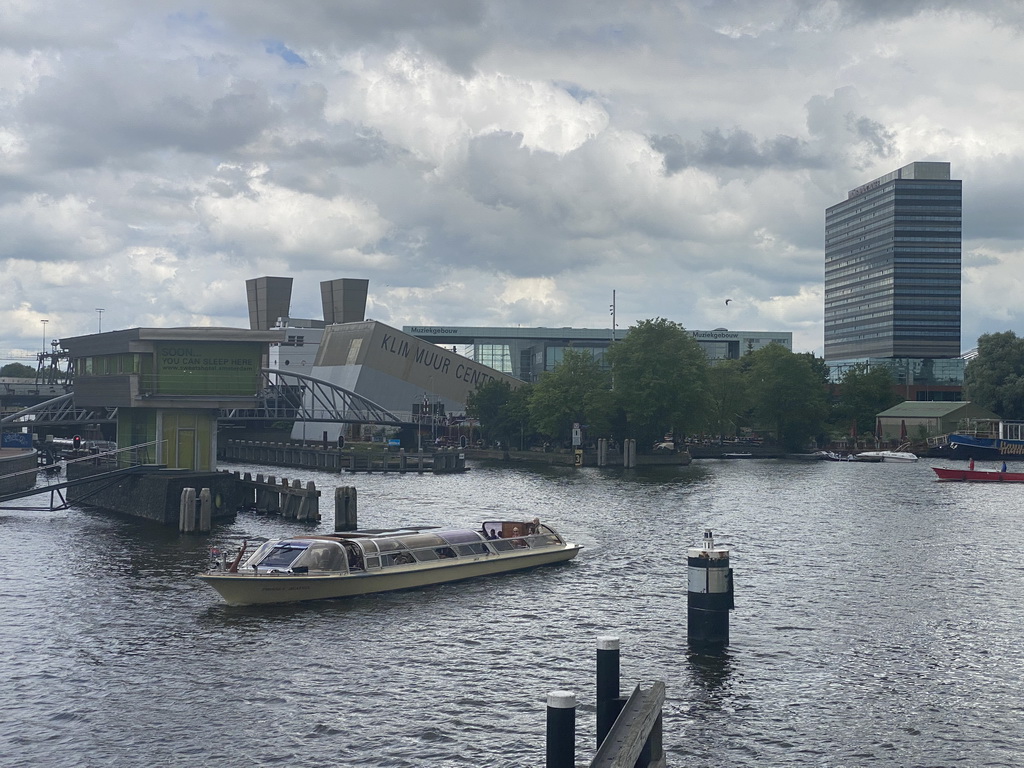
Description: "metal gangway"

(0, 441), (163, 511)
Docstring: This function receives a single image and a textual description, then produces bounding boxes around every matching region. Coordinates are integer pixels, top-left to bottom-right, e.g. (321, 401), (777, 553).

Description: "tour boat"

(199, 520), (582, 605)
(941, 419), (1024, 460)
(932, 466), (1024, 482)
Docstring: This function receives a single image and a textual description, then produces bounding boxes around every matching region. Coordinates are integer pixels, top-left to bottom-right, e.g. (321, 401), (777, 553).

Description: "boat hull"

(199, 544), (581, 605)
(932, 467), (1024, 482)
(856, 451), (919, 462)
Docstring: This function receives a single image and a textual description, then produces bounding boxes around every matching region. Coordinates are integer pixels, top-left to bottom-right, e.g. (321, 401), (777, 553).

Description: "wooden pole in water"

(545, 691), (576, 768)
(335, 486), (357, 532)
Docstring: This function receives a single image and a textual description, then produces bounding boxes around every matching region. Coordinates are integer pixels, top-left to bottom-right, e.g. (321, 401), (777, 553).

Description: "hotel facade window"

(824, 161), (961, 362)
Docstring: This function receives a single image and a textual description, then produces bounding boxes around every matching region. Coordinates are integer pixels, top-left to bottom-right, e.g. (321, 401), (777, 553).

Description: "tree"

(466, 380), (533, 448)
(606, 318), (709, 447)
(706, 359), (749, 440)
(529, 349), (613, 443)
(965, 331), (1024, 419)
(1, 362), (35, 378)
(744, 343), (827, 450)
(835, 364), (901, 439)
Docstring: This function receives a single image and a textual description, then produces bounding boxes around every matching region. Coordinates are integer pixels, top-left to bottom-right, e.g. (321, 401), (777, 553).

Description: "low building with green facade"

(61, 327), (282, 471)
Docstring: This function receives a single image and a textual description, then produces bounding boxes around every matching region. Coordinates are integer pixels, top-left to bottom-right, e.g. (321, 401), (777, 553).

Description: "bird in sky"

(725, 298), (732, 305)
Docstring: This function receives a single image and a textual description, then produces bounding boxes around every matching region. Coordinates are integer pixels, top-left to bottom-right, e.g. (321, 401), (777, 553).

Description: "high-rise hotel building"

(824, 161), (962, 363)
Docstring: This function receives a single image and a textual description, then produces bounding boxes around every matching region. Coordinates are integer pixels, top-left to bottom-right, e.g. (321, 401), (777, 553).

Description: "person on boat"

(529, 517), (541, 535)
(1002, 461), (1008, 473)
(969, 458), (975, 471)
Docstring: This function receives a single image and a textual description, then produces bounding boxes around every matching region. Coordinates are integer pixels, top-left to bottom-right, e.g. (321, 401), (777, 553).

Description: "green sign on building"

(155, 342), (262, 396)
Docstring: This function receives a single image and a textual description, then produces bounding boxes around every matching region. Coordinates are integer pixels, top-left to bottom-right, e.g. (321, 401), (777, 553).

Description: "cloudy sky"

(2, 0), (1023, 364)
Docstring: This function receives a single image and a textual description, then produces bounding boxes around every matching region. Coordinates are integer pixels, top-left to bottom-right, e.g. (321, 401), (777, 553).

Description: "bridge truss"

(222, 369), (406, 426)
(1, 392), (117, 428)
(2, 370), (407, 428)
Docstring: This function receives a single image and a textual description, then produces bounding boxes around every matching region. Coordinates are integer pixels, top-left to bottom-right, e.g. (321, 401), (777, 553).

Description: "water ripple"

(2, 458), (1024, 766)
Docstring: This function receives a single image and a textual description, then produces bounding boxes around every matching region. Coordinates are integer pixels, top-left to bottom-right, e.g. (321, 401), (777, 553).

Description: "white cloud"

(2, 1), (1024, 362)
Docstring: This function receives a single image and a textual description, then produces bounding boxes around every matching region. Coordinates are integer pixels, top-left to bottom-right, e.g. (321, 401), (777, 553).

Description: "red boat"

(932, 467), (1024, 482)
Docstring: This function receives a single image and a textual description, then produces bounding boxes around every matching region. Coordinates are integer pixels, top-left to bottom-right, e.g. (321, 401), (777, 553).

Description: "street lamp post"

(609, 289), (616, 343)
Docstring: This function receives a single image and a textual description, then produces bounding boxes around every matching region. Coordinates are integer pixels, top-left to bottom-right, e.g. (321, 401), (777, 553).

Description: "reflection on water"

(2, 458), (1023, 767)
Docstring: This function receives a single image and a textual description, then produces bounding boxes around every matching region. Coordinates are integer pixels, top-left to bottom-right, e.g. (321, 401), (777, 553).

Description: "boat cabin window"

(1003, 422), (1024, 441)
(256, 543), (309, 570)
(482, 521), (538, 539)
(241, 540), (277, 569)
(290, 542), (348, 573)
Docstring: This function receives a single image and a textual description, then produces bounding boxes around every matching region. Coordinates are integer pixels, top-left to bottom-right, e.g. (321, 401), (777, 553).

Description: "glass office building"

(824, 161), (962, 362)
(403, 326), (792, 382)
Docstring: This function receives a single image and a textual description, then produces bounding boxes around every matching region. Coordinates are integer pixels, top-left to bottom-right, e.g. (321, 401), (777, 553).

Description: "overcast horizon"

(3, 1), (1024, 366)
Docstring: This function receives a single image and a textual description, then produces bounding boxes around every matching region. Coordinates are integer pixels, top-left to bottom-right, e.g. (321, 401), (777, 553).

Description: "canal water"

(2, 458), (1022, 767)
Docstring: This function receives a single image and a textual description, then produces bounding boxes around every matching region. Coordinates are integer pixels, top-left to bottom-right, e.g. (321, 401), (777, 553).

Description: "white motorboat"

(855, 450), (919, 463)
(199, 520), (581, 605)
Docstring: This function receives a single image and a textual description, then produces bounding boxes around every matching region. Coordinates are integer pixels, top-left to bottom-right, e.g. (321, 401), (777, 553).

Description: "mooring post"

(596, 635), (621, 747)
(198, 488), (212, 532)
(179, 487), (197, 533)
(298, 481), (319, 521)
(622, 438), (637, 468)
(287, 479), (303, 519)
(335, 486), (357, 532)
(687, 528), (734, 647)
(546, 691), (576, 768)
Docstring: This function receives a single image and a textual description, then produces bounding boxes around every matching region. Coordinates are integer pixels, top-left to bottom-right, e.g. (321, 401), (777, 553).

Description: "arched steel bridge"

(1, 369), (407, 428)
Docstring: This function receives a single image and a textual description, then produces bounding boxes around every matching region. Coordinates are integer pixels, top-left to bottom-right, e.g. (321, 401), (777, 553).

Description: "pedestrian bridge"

(0, 369), (407, 428)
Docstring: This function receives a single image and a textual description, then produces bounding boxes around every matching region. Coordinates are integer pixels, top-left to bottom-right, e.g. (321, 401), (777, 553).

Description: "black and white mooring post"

(546, 691), (576, 768)
(687, 528), (734, 647)
(596, 635), (620, 747)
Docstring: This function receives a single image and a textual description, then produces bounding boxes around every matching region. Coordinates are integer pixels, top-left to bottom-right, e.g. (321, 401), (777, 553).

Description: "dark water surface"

(2, 458), (1022, 767)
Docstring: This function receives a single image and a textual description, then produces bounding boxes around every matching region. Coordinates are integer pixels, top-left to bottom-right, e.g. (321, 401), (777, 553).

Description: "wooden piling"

(335, 486), (357, 531)
(297, 481), (318, 521)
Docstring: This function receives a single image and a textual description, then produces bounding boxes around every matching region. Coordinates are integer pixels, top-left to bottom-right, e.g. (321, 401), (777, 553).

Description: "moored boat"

(855, 450), (919, 463)
(199, 520), (581, 605)
(942, 420), (1024, 460)
(932, 466), (1024, 482)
